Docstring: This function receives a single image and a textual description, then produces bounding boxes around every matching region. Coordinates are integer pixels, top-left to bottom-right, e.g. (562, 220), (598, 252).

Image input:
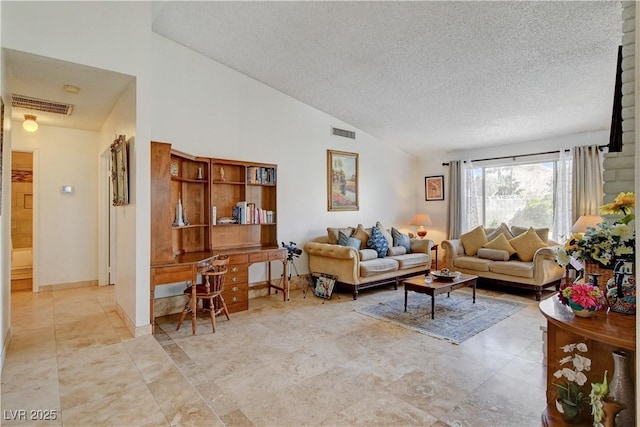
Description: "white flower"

(561, 343), (577, 353)
(573, 354), (591, 372)
(560, 356), (573, 365)
(575, 371), (588, 386)
(576, 343), (588, 352)
(614, 245), (634, 256)
(611, 223), (635, 242)
(556, 249), (571, 266)
(553, 369), (563, 379)
(562, 367), (577, 382)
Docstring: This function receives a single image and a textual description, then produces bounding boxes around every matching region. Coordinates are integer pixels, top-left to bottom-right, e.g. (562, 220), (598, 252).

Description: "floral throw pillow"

(367, 226), (389, 258)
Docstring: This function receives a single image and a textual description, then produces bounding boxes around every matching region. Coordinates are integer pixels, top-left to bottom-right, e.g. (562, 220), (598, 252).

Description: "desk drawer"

(152, 265), (193, 285)
(269, 249), (287, 260)
(249, 252), (268, 263)
(223, 283), (248, 304)
(227, 253), (249, 264)
(226, 300), (249, 314)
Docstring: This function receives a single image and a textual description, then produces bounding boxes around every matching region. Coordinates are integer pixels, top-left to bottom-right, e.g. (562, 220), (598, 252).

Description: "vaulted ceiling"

(152, 1), (622, 156)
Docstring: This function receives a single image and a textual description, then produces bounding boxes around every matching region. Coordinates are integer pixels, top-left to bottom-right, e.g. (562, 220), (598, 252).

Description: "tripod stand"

(280, 253), (300, 301)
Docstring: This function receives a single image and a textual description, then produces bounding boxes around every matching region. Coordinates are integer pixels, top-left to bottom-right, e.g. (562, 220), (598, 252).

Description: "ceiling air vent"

(332, 127), (356, 140)
(11, 94), (74, 115)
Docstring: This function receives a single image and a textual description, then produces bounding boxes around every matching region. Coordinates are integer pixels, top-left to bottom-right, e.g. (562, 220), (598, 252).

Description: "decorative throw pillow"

(486, 223), (514, 241)
(511, 226), (550, 244)
(367, 226), (389, 258)
(483, 234), (517, 256)
(353, 224), (371, 247)
(391, 227), (412, 253)
(327, 227), (355, 245)
(460, 226), (488, 256)
(337, 231), (361, 250)
(477, 248), (510, 261)
(509, 227), (548, 262)
(375, 221), (394, 248)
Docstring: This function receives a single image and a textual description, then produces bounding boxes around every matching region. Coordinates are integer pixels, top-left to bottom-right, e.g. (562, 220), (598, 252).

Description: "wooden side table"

(431, 244), (438, 270)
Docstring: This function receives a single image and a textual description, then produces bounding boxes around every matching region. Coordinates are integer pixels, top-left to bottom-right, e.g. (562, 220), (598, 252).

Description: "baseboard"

(115, 302), (151, 337)
(39, 280), (98, 292)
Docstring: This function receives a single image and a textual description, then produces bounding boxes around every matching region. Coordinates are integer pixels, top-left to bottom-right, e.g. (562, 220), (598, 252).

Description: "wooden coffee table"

(403, 273), (478, 319)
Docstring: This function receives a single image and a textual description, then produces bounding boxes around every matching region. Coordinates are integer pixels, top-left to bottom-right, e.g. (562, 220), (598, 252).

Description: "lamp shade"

(571, 215), (603, 233)
(23, 114), (38, 132)
(410, 213), (432, 226)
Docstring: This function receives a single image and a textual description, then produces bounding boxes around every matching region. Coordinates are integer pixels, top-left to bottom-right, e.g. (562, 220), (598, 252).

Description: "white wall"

(99, 79), (137, 323)
(151, 34), (418, 281)
(12, 126), (99, 286)
(1, 1), (152, 331)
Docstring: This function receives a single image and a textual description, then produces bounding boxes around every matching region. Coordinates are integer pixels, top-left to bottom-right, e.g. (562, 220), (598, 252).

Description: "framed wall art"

(327, 149), (359, 211)
(111, 134), (129, 206)
(425, 175), (444, 201)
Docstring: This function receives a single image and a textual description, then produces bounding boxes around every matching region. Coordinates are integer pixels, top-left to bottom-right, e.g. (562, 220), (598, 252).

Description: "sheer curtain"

(572, 145), (603, 224)
(553, 149), (573, 242)
(447, 160), (479, 239)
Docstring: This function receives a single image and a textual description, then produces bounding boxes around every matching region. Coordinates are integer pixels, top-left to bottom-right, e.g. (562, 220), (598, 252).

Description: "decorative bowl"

(431, 270), (461, 281)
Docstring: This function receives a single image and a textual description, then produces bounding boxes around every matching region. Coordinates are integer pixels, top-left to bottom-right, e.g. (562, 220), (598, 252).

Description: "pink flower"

(562, 283), (604, 310)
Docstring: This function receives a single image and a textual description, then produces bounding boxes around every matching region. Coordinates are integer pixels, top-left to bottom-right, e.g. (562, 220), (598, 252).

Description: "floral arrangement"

(554, 342), (591, 420)
(556, 192), (635, 267)
(558, 282), (605, 312)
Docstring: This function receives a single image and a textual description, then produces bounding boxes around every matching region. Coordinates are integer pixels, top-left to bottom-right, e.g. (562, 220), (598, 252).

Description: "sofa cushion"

(489, 260), (534, 278)
(360, 258), (399, 277)
(353, 224), (371, 247)
(511, 226), (550, 244)
(453, 255), (492, 272)
(460, 226), (488, 256)
(376, 221), (394, 248)
(486, 223), (514, 241)
(509, 227), (548, 262)
(483, 234), (517, 256)
(390, 253), (429, 270)
(367, 226), (389, 258)
(359, 249), (378, 261)
(391, 227), (412, 253)
(477, 248), (510, 261)
(338, 231), (361, 250)
(327, 227), (355, 244)
(387, 246), (407, 256)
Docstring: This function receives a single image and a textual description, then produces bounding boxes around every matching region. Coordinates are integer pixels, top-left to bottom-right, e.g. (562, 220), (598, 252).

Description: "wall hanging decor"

(425, 175), (444, 201)
(327, 149), (358, 211)
(110, 134), (129, 206)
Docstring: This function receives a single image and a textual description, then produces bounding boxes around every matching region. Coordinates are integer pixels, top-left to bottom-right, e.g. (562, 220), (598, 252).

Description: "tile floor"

(1, 283), (551, 426)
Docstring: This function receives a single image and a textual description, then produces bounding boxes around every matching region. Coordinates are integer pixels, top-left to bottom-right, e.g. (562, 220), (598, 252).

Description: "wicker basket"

(583, 260), (615, 292)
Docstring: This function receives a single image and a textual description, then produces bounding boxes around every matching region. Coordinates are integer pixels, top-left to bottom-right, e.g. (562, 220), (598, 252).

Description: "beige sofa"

(441, 224), (564, 300)
(304, 223), (433, 299)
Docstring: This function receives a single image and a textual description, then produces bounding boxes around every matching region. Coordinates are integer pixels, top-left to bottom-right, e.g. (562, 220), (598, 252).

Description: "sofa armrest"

(441, 239), (464, 269)
(533, 245), (564, 284)
(410, 238), (434, 255)
(303, 241), (360, 285)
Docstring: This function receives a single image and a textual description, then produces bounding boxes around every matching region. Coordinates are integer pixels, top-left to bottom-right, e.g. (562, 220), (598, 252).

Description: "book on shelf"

(246, 167), (276, 185)
(211, 206), (217, 225)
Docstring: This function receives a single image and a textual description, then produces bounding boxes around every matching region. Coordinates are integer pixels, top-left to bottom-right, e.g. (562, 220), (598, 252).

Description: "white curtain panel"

(461, 160), (480, 233)
(553, 149), (573, 241)
(447, 160), (462, 239)
(572, 145), (603, 224)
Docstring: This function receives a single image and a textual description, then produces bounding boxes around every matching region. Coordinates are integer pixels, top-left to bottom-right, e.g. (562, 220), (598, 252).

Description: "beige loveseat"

(441, 224), (564, 300)
(304, 223), (433, 299)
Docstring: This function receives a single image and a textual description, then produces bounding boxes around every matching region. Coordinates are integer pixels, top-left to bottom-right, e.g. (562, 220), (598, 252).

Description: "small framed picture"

(425, 175), (444, 201)
(312, 272), (338, 300)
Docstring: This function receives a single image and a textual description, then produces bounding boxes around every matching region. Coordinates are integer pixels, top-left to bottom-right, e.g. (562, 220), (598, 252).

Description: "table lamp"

(410, 213), (432, 238)
(571, 215), (603, 234)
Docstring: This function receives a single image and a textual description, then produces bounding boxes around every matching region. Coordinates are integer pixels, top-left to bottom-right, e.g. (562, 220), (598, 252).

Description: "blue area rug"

(355, 291), (525, 344)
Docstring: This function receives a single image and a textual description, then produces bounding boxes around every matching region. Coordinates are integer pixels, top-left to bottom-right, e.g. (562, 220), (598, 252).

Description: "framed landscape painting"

(327, 150), (359, 211)
(425, 175), (444, 201)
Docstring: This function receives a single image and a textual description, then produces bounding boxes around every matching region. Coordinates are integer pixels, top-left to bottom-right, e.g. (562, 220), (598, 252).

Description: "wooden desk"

(150, 247), (288, 332)
(539, 297), (636, 426)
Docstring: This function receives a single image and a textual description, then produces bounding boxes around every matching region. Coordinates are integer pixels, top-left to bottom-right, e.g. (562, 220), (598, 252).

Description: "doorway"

(10, 151), (33, 292)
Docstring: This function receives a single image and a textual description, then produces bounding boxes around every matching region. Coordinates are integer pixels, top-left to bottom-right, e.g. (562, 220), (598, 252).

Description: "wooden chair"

(177, 255), (230, 334)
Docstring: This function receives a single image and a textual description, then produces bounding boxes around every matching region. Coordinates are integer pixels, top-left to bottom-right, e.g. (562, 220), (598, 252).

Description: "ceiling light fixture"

(23, 114), (38, 132)
(63, 85), (80, 95)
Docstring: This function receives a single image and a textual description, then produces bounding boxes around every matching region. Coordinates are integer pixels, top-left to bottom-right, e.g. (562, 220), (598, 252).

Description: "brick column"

(603, 1), (636, 202)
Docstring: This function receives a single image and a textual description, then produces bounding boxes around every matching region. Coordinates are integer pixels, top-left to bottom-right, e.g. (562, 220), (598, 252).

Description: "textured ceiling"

(152, 1), (622, 156)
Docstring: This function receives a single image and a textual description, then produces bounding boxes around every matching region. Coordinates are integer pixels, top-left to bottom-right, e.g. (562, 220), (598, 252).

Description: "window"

(471, 156), (562, 239)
